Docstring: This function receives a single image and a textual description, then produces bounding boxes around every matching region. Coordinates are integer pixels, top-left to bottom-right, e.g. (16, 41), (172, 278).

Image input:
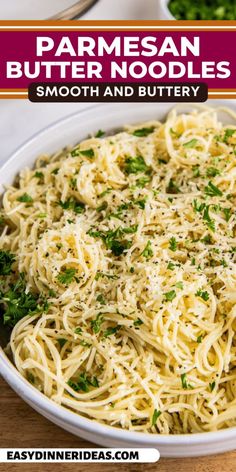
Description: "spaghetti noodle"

(0, 106), (236, 434)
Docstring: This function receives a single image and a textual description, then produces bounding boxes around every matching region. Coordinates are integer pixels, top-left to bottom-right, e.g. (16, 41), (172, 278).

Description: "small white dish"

(0, 101), (236, 457)
(157, 0), (175, 20)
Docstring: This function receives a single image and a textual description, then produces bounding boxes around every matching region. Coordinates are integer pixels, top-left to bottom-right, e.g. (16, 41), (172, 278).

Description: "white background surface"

(0, 0), (157, 165)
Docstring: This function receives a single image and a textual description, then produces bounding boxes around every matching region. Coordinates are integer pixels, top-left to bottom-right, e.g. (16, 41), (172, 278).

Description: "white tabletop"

(0, 0), (157, 165)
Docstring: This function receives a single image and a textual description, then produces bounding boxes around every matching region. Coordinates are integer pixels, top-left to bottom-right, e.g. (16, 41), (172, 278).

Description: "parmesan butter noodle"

(1, 106), (236, 434)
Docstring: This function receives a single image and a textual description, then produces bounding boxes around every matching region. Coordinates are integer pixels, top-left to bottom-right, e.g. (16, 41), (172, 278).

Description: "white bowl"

(157, 0), (174, 20)
(1, 102), (236, 457)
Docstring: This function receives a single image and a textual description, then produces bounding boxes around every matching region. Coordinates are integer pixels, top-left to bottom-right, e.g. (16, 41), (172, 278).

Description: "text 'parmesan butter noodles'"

(0, 106), (236, 434)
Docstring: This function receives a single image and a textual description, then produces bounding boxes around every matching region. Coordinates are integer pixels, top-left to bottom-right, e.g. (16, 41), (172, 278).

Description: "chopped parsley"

(91, 313), (104, 334)
(17, 193), (33, 203)
(80, 340), (92, 348)
(109, 203), (130, 220)
(193, 199), (205, 213)
(135, 176), (152, 188)
(122, 225), (138, 234)
(193, 201), (215, 232)
(124, 156), (150, 175)
(96, 201), (108, 213)
(192, 165), (200, 177)
(166, 179), (180, 194)
(74, 327), (82, 335)
(176, 281), (183, 289)
(132, 126), (155, 137)
(71, 148), (95, 158)
(223, 128), (235, 143)
(141, 240), (153, 259)
(88, 226), (136, 256)
(95, 129), (105, 138)
(134, 198), (146, 210)
(169, 237), (177, 252)
(69, 177), (77, 190)
(134, 318), (144, 327)
(104, 326), (120, 337)
(164, 290), (176, 301)
(57, 268), (77, 285)
(183, 138), (198, 148)
(99, 188), (112, 198)
(68, 373), (99, 393)
(203, 205), (215, 232)
(209, 381), (216, 392)
(96, 294), (106, 305)
(0, 250), (15, 276)
(204, 181), (222, 197)
(57, 338), (67, 348)
(201, 234), (213, 245)
(59, 197), (85, 214)
(167, 261), (175, 270)
(197, 335), (203, 343)
(223, 208), (231, 222)
(95, 272), (119, 280)
(34, 171), (44, 181)
(206, 167), (220, 177)
(195, 289), (209, 301)
(169, 0), (236, 20)
(181, 373), (189, 389)
(152, 409), (161, 426)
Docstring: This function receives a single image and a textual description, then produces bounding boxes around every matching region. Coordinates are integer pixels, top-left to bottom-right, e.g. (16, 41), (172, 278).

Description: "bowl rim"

(0, 102), (236, 446)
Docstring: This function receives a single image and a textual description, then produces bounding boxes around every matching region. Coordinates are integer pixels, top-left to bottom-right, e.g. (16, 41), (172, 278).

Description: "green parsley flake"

(223, 129), (235, 143)
(96, 294), (106, 305)
(166, 179), (180, 194)
(141, 241), (153, 259)
(169, 237), (177, 252)
(183, 138), (198, 148)
(68, 373), (99, 393)
(104, 326), (120, 337)
(91, 313), (104, 334)
(204, 181), (222, 197)
(71, 148), (95, 158)
(165, 290), (176, 301)
(57, 338), (67, 348)
(57, 268), (77, 285)
(59, 198), (85, 214)
(209, 381), (216, 392)
(135, 176), (152, 188)
(167, 261), (175, 270)
(195, 289), (209, 301)
(34, 171), (44, 181)
(17, 193), (33, 203)
(95, 129), (105, 138)
(152, 409), (161, 426)
(133, 126), (155, 137)
(176, 281), (183, 289)
(124, 156), (150, 175)
(134, 318), (144, 327)
(206, 167), (220, 177)
(74, 327), (82, 335)
(181, 373), (188, 389)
